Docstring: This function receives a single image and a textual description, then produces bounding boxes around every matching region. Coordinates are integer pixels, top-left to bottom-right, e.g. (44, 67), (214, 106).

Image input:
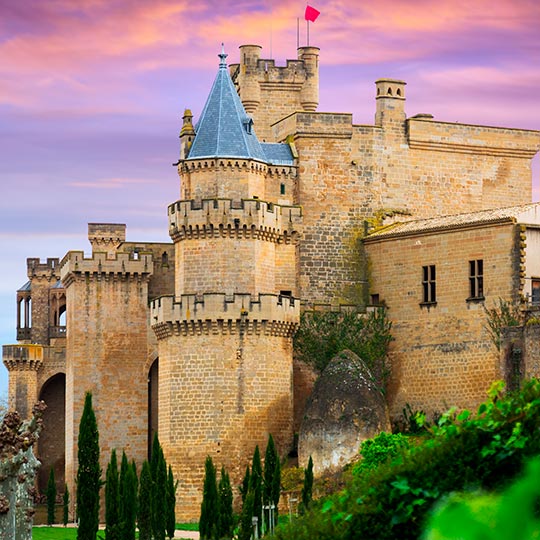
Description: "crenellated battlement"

(60, 250), (153, 287)
(3, 344), (43, 371)
(168, 198), (302, 243)
(151, 292), (300, 339)
(179, 157), (296, 177)
(27, 258), (61, 279)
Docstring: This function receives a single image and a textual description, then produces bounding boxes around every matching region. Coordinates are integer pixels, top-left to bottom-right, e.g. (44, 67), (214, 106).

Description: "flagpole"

(297, 17), (299, 49)
(307, 19), (309, 46)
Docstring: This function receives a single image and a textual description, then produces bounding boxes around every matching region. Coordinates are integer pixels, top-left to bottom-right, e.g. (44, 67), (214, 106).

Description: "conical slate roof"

(188, 49), (267, 162)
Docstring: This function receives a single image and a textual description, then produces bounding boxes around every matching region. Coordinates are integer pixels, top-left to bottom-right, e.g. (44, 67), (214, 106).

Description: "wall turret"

(298, 46), (320, 112)
(88, 223), (126, 257)
(180, 109), (196, 160)
(375, 79), (407, 127)
(230, 44), (320, 141)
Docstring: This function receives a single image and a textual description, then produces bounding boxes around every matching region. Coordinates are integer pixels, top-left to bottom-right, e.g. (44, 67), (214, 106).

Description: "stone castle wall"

(152, 293), (298, 520)
(60, 251), (153, 505)
(365, 221), (519, 418)
(271, 104), (539, 306)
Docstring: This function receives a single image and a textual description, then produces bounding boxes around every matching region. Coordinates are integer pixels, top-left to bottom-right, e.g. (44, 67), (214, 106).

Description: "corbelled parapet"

(26, 258), (60, 279)
(151, 293), (300, 339)
(60, 250), (153, 287)
(88, 223), (126, 254)
(2, 344), (43, 372)
(168, 198), (302, 243)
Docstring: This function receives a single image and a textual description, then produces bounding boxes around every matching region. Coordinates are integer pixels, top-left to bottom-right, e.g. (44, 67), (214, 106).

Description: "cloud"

(67, 177), (158, 189)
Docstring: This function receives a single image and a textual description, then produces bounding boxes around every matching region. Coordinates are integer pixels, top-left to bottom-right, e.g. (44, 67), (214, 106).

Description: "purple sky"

(1, 0), (539, 395)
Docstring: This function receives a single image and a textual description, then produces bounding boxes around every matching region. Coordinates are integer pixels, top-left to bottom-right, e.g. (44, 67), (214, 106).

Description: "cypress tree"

(46, 467), (56, 525)
(63, 485), (70, 526)
(263, 434), (281, 530)
(105, 449), (121, 540)
(250, 445), (263, 531)
(121, 459), (138, 540)
(301, 456), (313, 513)
(77, 391), (101, 540)
(151, 435), (167, 540)
(218, 466), (233, 539)
(138, 460), (153, 540)
(238, 478), (255, 540)
(118, 451), (129, 540)
(199, 455), (219, 540)
(239, 464), (250, 505)
(166, 465), (176, 539)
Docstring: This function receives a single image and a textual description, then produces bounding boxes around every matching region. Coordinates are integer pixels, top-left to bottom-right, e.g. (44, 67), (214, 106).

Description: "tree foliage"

(46, 467), (57, 525)
(151, 434), (167, 540)
(218, 466), (233, 539)
(271, 379), (540, 540)
(105, 449), (120, 540)
(120, 455), (138, 540)
(250, 445), (263, 530)
(166, 465), (176, 539)
(293, 308), (393, 389)
(138, 461), (153, 540)
(484, 298), (522, 351)
(77, 392), (101, 540)
(199, 455), (219, 540)
(63, 485), (70, 526)
(263, 434), (281, 530)
(300, 456), (313, 513)
(352, 432), (410, 477)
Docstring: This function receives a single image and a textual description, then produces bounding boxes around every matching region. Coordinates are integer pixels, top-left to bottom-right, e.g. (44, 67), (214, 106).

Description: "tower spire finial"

(219, 43), (227, 68)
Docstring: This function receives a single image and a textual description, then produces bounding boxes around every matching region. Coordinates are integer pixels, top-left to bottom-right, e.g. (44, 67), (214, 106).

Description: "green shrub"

(352, 432), (410, 477)
(293, 308), (393, 390)
(271, 379), (540, 540)
(424, 457), (540, 539)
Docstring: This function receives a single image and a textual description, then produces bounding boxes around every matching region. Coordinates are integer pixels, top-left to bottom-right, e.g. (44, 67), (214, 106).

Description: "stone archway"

(37, 373), (66, 494)
(148, 358), (159, 459)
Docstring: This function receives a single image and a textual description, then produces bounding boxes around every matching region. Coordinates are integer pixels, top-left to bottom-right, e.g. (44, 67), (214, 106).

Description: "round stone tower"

(153, 49), (302, 519)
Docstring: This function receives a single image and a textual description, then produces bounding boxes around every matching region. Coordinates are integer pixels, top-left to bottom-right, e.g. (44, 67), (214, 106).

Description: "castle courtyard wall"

(365, 222), (519, 418)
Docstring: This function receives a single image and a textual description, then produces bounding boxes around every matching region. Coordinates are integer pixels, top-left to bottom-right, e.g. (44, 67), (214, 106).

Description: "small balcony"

(49, 326), (67, 339)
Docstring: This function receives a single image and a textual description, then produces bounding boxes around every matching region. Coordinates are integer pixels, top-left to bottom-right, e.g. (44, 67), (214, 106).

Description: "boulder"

(298, 350), (390, 475)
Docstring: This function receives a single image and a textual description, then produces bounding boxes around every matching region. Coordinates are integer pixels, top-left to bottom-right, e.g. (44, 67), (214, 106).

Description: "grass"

(32, 528), (78, 540)
(33, 523), (198, 539)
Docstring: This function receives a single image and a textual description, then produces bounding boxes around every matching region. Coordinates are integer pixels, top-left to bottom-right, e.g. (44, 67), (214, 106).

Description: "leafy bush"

(424, 457), (540, 540)
(352, 432), (410, 477)
(271, 379), (540, 540)
(293, 308), (393, 390)
(484, 298), (522, 350)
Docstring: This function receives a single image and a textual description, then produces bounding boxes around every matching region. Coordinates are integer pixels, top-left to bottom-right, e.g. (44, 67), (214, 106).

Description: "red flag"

(305, 5), (320, 22)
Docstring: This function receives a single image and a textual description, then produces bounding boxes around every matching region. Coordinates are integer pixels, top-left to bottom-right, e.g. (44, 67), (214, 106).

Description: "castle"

(3, 43), (540, 520)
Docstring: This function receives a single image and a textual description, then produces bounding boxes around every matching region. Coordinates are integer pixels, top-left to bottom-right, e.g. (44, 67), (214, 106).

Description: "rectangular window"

(422, 265), (436, 304)
(469, 259), (484, 299)
(280, 183), (286, 195)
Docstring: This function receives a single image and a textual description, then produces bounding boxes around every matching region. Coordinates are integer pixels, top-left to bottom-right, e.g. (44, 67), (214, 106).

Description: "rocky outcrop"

(298, 350), (390, 475)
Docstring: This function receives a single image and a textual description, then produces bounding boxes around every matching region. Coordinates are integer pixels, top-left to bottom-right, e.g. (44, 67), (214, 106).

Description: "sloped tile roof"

(366, 202), (540, 239)
(260, 143), (294, 165)
(188, 51), (267, 162)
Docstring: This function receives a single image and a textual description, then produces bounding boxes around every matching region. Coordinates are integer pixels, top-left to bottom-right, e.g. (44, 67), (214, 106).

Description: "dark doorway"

(38, 373), (66, 495)
(148, 359), (159, 459)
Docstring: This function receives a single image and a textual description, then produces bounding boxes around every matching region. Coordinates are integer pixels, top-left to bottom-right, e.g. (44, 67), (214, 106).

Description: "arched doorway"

(148, 358), (159, 459)
(38, 373), (66, 494)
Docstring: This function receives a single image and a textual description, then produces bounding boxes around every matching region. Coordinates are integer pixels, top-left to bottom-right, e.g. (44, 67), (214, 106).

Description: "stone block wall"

(154, 331), (295, 518)
(271, 96), (539, 307)
(60, 251), (153, 507)
(365, 221), (519, 418)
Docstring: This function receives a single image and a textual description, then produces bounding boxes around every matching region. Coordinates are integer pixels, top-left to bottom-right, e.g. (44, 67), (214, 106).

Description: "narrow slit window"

(422, 265), (436, 304)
